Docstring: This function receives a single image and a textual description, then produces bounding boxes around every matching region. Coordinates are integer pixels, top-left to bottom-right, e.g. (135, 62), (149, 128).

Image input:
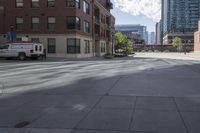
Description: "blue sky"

(111, 0), (161, 32)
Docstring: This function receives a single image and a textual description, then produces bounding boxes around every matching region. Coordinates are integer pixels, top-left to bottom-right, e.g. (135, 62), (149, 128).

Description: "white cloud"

(113, 0), (161, 22)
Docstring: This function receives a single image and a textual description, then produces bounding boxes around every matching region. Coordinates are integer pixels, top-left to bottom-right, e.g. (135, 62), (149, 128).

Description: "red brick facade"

(0, 0), (115, 58)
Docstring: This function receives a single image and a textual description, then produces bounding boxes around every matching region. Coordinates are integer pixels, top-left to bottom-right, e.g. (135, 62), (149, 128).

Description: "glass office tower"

(162, 0), (200, 45)
(115, 24), (148, 44)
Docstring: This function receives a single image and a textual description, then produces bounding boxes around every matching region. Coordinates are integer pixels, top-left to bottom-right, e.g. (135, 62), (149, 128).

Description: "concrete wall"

(194, 21), (200, 54)
(194, 31), (200, 54)
(99, 40), (107, 56)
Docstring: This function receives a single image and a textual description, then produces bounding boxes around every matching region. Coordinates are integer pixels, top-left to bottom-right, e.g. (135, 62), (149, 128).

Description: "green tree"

(127, 40), (134, 55)
(115, 32), (134, 55)
(115, 32), (128, 49)
(172, 37), (183, 50)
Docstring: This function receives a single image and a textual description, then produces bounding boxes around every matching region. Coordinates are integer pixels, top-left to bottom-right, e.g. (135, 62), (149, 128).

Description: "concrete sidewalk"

(0, 56), (200, 133)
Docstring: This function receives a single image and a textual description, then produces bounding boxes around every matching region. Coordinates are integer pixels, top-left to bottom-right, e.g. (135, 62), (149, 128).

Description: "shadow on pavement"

(0, 58), (200, 133)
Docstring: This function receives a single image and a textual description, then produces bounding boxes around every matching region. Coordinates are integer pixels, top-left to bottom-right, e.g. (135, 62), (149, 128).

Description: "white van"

(0, 42), (44, 60)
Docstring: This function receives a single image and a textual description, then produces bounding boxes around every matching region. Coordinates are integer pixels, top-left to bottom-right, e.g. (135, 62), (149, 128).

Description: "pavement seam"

(72, 95), (105, 130)
(0, 95), (43, 129)
(172, 97), (190, 133)
(185, 64), (200, 74)
(73, 76), (122, 130)
(106, 76), (122, 95)
(128, 96), (138, 131)
(71, 128), (138, 133)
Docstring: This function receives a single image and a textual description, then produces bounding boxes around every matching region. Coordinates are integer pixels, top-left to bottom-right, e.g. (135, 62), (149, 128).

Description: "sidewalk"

(134, 52), (200, 61)
(0, 54), (200, 133)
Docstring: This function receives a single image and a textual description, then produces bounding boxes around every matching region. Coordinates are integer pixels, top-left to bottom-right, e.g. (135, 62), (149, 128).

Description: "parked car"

(0, 42), (44, 60)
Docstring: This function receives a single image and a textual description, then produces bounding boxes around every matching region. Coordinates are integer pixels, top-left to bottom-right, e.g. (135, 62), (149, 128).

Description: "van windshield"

(0, 45), (9, 49)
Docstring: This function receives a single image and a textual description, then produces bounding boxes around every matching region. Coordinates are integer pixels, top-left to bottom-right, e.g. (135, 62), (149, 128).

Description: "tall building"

(155, 21), (161, 45)
(0, 0), (115, 58)
(115, 24), (148, 44)
(162, 0), (200, 45)
(151, 32), (156, 45)
(148, 32), (155, 45)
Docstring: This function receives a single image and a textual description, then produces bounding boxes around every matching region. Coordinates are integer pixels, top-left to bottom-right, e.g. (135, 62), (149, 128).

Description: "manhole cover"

(14, 121), (30, 128)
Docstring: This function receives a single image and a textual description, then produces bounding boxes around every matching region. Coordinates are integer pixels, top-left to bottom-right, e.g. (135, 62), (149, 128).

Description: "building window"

(47, 0), (55, 7)
(101, 43), (106, 53)
(67, 17), (80, 30)
(31, 38), (40, 43)
(31, 17), (39, 31)
(16, 0), (23, 8)
(16, 17), (23, 31)
(83, 0), (89, 14)
(83, 21), (90, 33)
(48, 17), (56, 30)
(48, 38), (56, 53)
(85, 40), (90, 53)
(31, 0), (39, 8)
(16, 38), (22, 41)
(66, 0), (80, 8)
(67, 38), (80, 53)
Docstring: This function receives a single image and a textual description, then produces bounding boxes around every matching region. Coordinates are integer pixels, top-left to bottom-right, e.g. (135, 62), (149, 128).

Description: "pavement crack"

(172, 97), (190, 133)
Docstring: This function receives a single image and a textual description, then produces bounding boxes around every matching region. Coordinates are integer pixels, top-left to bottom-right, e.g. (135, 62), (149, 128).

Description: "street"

(0, 53), (200, 133)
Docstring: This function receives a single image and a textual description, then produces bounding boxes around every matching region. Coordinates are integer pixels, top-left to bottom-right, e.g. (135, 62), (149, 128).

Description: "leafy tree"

(127, 40), (134, 55)
(115, 32), (128, 49)
(172, 37), (183, 50)
(115, 32), (134, 54)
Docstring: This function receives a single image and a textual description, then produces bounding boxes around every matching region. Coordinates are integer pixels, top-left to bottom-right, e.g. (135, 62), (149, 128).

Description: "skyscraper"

(162, 0), (200, 45)
(155, 21), (161, 45)
(148, 32), (155, 45)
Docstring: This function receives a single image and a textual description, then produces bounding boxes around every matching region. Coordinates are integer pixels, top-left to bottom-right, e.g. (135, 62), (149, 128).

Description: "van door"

(8, 44), (18, 57)
(0, 45), (10, 57)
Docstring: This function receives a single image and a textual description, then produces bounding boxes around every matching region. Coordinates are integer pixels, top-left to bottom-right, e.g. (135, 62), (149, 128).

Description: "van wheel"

(19, 53), (26, 61)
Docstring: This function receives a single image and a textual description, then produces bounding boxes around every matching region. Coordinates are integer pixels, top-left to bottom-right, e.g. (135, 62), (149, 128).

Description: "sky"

(111, 0), (161, 32)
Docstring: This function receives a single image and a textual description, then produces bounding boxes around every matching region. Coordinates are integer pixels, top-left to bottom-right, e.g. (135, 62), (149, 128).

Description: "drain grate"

(14, 121), (30, 128)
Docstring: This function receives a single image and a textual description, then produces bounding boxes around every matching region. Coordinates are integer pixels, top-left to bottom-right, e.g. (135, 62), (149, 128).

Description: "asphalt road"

(0, 53), (200, 133)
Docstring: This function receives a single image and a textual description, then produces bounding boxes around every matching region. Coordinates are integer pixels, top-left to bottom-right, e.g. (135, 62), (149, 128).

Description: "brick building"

(0, 0), (115, 58)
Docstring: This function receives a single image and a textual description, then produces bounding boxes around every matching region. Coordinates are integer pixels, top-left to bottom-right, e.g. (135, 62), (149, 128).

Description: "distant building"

(148, 32), (155, 45)
(115, 24), (148, 44)
(162, 0), (200, 45)
(151, 32), (155, 45)
(155, 21), (161, 45)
